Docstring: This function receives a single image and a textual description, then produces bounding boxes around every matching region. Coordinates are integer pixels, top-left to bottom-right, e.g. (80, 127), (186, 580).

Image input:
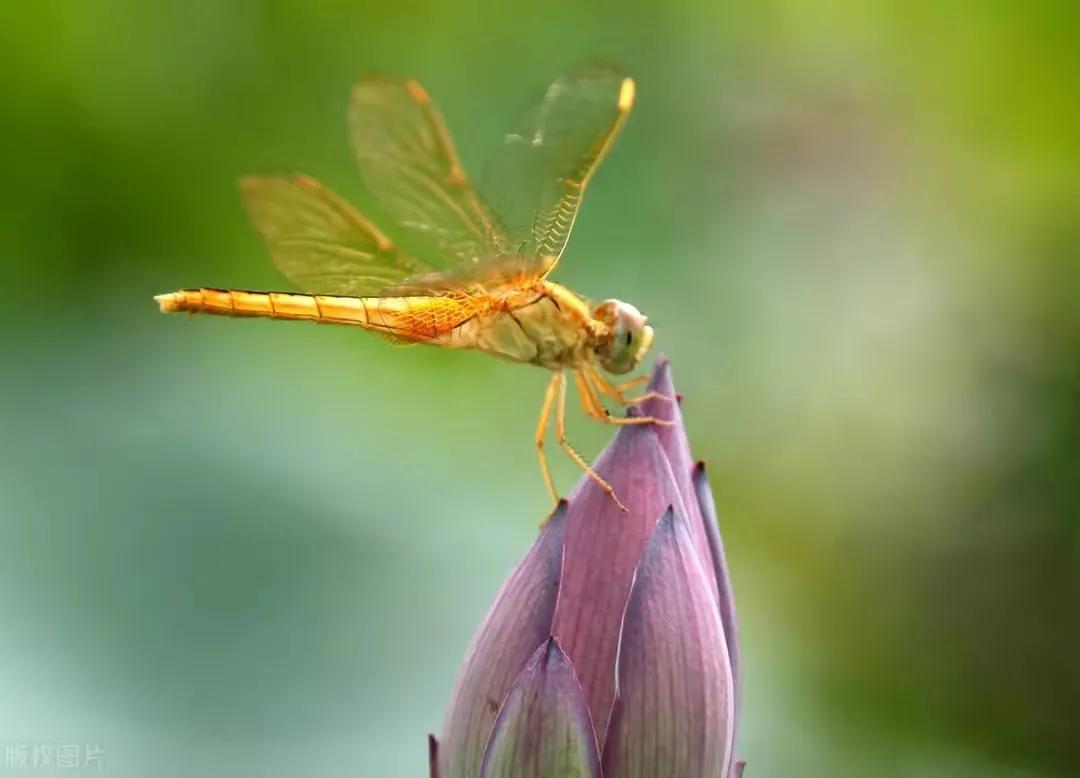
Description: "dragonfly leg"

(586, 363), (674, 407)
(612, 374), (649, 393)
(573, 369), (608, 421)
(535, 372), (561, 507)
(579, 367), (675, 428)
(596, 414), (674, 427)
(556, 372), (628, 512)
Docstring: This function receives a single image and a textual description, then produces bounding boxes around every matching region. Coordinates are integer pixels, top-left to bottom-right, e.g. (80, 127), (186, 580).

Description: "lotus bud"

(431, 358), (744, 777)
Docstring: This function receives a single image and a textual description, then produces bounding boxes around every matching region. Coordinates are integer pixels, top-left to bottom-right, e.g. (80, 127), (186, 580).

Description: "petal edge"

(603, 507), (735, 778)
(694, 461), (741, 711)
(554, 424), (688, 745)
(440, 503), (567, 778)
(480, 639), (601, 778)
(642, 358), (722, 604)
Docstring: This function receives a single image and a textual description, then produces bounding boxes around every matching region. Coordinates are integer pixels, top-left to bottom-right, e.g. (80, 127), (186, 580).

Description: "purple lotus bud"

(433, 359), (743, 777)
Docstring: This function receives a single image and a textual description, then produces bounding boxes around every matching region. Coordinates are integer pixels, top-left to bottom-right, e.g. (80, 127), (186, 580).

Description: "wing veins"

(363, 157), (489, 244)
(480, 66), (635, 270)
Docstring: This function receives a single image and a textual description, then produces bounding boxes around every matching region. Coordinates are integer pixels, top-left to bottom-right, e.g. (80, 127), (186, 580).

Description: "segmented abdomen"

(155, 288), (477, 343)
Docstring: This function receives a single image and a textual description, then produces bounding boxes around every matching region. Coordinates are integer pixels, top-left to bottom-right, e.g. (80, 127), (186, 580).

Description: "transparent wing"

(348, 76), (508, 267)
(240, 174), (433, 296)
(482, 64), (635, 269)
(365, 294), (480, 343)
(383, 254), (557, 296)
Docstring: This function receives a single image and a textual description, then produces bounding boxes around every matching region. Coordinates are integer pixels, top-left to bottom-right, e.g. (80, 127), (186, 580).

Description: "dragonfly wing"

(240, 174), (433, 296)
(482, 64), (635, 270)
(366, 294), (480, 341)
(383, 254), (556, 297)
(348, 76), (508, 267)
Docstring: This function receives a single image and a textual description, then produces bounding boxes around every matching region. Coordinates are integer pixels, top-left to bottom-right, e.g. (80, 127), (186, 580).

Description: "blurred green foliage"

(1, 1), (1077, 776)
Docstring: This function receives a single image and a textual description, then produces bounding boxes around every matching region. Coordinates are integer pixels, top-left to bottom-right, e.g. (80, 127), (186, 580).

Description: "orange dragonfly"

(156, 65), (668, 510)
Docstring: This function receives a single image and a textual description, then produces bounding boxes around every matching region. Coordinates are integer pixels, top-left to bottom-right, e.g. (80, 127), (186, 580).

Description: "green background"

(2, 1), (1077, 776)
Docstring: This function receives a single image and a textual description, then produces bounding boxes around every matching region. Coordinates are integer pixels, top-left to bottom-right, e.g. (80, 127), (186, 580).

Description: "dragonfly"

(155, 64), (668, 511)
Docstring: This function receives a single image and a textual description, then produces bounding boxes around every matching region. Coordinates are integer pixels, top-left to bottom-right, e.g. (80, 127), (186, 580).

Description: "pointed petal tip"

(439, 499), (567, 777)
(692, 461), (742, 713)
(539, 500), (568, 530)
(646, 357), (674, 392)
(602, 500), (734, 776)
(480, 638), (601, 778)
(637, 357), (723, 601)
(642, 355), (682, 424)
(428, 734), (440, 778)
(544, 634), (572, 663)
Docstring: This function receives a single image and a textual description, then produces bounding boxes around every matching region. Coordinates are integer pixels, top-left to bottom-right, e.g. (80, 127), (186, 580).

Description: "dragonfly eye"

(594, 299), (654, 375)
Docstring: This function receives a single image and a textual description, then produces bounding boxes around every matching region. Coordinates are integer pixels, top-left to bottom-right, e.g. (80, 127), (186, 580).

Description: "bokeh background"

(2, 1), (1078, 776)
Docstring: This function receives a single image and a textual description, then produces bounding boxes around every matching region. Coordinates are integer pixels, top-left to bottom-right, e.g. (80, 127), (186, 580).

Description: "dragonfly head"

(593, 299), (655, 375)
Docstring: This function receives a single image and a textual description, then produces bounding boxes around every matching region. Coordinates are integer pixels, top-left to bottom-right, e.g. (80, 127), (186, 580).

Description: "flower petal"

(553, 423), (687, 743)
(730, 758), (746, 777)
(602, 508), (735, 778)
(693, 462), (741, 711)
(480, 639), (601, 778)
(428, 734), (440, 778)
(642, 357), (722, 605)
(439, 504), (567, 778)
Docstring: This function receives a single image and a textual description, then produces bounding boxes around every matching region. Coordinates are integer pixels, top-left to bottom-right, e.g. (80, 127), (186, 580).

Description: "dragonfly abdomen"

(155, 288), (375, 324)
(155, 288), (477, 343)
